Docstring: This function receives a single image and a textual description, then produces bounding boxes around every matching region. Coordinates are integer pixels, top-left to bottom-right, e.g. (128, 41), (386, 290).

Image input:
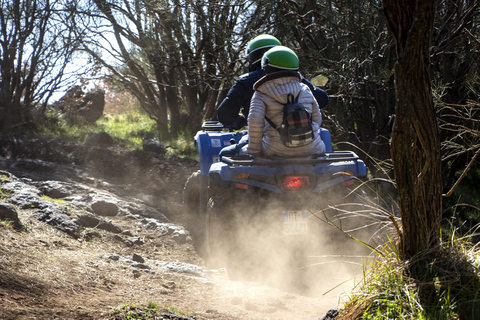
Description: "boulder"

(35, 208), (81, 238)
(90, 199), (119, 216)
(76, 213), (123, 233)
(85, 131), (114, 147)
(0, 202), (25, 231)
(143, 139), (167, 155)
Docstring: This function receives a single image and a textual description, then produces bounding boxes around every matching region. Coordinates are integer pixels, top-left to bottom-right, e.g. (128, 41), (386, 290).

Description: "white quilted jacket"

(246, 72), (325, 157)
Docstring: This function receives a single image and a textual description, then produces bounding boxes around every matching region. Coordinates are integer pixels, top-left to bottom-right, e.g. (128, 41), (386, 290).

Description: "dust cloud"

(204, 188), (395, 301)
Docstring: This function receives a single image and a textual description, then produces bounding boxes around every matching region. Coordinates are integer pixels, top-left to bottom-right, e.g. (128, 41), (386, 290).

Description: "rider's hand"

(222, 115), (247, 130)
(232, 115), (247, 130)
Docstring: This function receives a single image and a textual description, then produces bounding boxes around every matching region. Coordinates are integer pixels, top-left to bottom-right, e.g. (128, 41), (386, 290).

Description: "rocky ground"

(0, 136), (358, 320)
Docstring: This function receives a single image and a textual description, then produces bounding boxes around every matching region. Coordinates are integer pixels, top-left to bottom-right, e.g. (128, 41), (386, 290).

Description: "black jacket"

(217, 69), (329, 129)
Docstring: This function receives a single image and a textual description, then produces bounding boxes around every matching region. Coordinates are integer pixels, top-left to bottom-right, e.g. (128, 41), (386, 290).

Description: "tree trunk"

(383, 0), (443, 259)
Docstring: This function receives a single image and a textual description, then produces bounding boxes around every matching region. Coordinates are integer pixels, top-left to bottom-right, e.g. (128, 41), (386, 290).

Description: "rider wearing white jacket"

(246, 47), (325, 157)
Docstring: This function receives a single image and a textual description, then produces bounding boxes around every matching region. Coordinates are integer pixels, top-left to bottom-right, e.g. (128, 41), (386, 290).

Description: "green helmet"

(246, 34), (281, 70)
(261, 46), (299, 74)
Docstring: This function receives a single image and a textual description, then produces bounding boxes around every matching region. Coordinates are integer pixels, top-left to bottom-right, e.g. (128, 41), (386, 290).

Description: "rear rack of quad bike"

(221, 151), (360, 167)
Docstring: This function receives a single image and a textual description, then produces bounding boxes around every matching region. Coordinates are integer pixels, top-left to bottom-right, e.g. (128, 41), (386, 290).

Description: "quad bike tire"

(182, 170), (207, 257)
(183, 170), (200, 215)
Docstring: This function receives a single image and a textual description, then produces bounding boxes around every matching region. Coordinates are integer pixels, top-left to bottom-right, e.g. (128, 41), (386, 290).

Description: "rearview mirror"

(311, 75), (328, 87)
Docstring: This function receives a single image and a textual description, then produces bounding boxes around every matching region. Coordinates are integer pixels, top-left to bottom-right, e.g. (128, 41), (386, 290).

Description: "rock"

(0, 202), (25, 231)
(76, 214), (103, 228)
(100, 253), (120, 261)
(126, 237), (144, 246)
(143, 139), (167, 155)
(35, 209), (81, 238)
(84, 230), (102, 241)
(121, 229), (134, 236)
(36, 181), (74, 198)
(159, 261), (204, 277)
(0, 170), (12, 180)
(172, 229), (190, 244)
(112, 235), (144, 247)
(318, 309), (339, 320)
(76, 214), (122, 233)
(112, 234), (127, 245)
(4, 158), (86, 183)
(90, 199), (118, 216)
(132, 253), (145, 263)
(85, 131), (114, 147)
(133, 269), (142, 278)
(127, 204), (169, 222)
(131, 262), (150, 269)
(1, 180), (44, 209)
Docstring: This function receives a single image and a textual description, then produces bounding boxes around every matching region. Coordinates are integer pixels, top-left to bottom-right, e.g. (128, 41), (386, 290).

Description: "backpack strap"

(286, 93), (296, 104)
(264, 93), (298, 129)
(265, 115), (278, 129)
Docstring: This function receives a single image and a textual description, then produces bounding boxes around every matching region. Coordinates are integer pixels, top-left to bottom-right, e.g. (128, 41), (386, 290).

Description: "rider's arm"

(217, 70), (262, 129)
(216, 96), (246, 129)
(217, 80), (253, 129)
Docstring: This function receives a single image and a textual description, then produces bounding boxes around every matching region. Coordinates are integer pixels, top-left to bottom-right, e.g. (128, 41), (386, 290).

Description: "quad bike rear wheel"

(183, 170), (207, 257)
(183, 170), (200, 214)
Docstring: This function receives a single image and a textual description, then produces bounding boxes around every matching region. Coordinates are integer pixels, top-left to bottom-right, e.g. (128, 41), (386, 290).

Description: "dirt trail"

(0, 137), (365, 319)
(0, 210), (359, 320)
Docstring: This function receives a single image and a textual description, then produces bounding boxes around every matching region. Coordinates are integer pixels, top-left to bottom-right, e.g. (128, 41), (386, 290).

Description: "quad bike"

(184, 121), (371, 287)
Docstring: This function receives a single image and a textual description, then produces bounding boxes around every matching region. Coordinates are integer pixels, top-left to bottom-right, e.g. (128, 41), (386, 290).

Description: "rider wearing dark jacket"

(216, 34), (329, 130)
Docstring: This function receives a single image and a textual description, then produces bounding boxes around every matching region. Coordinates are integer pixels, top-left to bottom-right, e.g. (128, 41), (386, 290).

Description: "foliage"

(108, 301), (158, 320)
(108, 301), (191, 320)
(40, 195), (68, 205)
(0, 220), (15, 230)
(339, 231), (480, 320)
(36, 108), (197, 158)
(96, 112), (158, 148)
(443, 166), (480, 243)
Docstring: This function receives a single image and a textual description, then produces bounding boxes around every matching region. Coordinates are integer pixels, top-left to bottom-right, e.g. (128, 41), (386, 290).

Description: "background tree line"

(1, 0), (479, 212)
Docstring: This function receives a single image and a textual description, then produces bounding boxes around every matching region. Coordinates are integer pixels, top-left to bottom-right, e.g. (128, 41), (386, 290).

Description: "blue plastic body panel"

(195, 127), (333, 176)
(320, 128), (332, 153)
(195, 129), (248, 176)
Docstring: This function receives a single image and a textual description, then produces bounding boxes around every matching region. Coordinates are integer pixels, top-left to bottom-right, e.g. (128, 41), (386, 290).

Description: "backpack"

(265, 93), (315, 147)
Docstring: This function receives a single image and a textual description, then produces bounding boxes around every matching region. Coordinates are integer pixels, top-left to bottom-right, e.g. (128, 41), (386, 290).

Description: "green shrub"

(107, 301), (191, 320)
(36, 109), (197, 158)
(341, 231), (480, 320)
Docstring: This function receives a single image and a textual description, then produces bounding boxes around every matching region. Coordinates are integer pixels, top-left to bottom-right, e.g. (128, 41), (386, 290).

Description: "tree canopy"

(0, 0), (94, 131)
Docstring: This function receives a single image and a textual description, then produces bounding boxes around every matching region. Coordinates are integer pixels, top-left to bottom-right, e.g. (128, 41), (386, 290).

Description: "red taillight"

(236, 183), (248, 189)
(283, 176), (310, 191)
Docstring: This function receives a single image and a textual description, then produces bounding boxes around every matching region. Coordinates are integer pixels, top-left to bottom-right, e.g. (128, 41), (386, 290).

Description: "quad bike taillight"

(282, 176), (310, 191)
(335, 170), (355, 187)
